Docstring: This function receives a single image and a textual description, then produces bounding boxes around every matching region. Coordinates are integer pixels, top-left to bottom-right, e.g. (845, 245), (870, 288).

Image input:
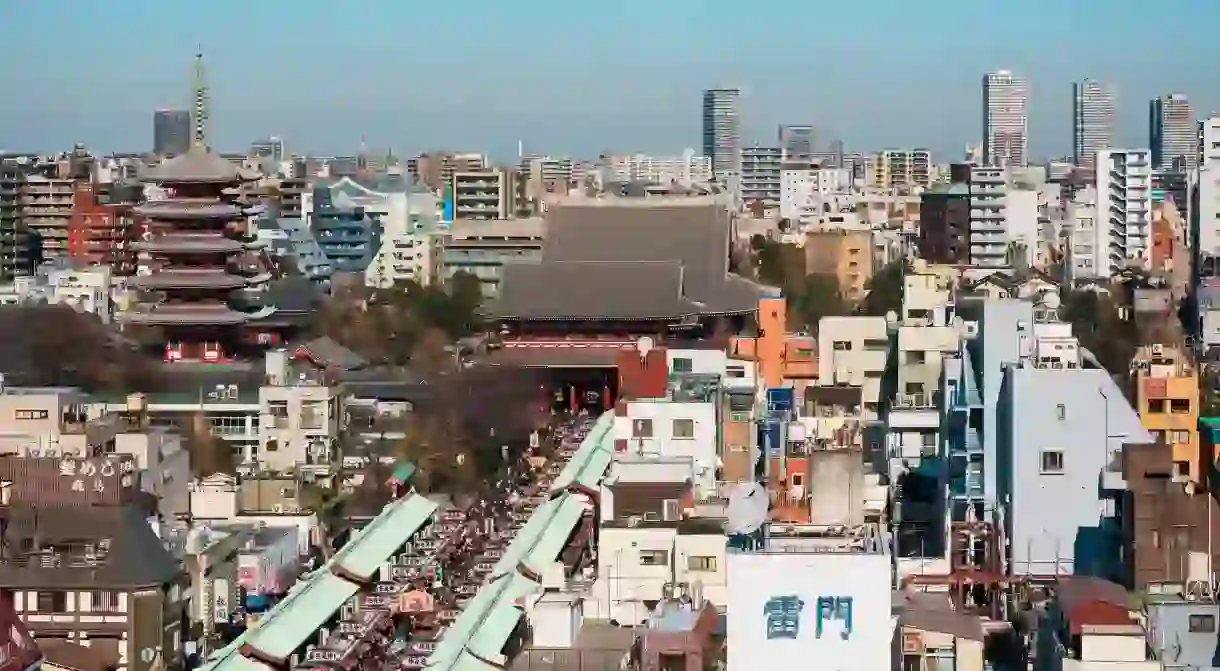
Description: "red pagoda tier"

(118, 146), (275, 363)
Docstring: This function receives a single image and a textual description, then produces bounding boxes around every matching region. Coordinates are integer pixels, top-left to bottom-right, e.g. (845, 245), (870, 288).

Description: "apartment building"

(1131, 344), (1200, 483)
(864, 149), (932, 191)
(1064, 186), (1102, 282)
(1197, 115), (1220, 258)
(740, 145), (782, 209)
(406, 152), (487, 191)
(257, 351), (341, 472)
(1072, 80), (1115, 168)
(451, 169), (515, 220)
(918, 167), (971, 265)
(983, 70), (1028, 168)
(969, 166), (1009, 267)
(602, 150), (713, 186)
(816, 316), (889, 417)
(804, 229), (873, 303)
(67, 183), (137, 274)
(1150, 93), (1195, 171)
(0, 263), (114, 323)
(779, 167), (853, 223)
(1096, 149), (1153, 275)
(441, 217), (544, 299)
(20, 173), (77, 266)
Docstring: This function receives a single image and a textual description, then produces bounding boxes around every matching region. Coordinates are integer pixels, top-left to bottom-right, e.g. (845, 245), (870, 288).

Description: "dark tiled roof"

(494, 261), (698, 320)
(140, 145), (250, 184)
(0, 505), (182, 589)
(291, 336), (367, 371)
(492, 203), (761, 320)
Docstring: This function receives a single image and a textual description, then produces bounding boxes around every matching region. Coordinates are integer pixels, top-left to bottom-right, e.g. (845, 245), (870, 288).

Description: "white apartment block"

(604, 150), (713, 186)
(816, 316), (889, 417)
(257, 351), (340, 472)
(1198, 115), (1220, 257)
(1096, 149), (1153, 274)
(864, 149), (931, 190)
(983, 70), (1028, 168)
(969, 166), (1009, 267)
(1064, 187), (1103, 281)
(780, 168), (853, 222)
(0, 265), (114, 323)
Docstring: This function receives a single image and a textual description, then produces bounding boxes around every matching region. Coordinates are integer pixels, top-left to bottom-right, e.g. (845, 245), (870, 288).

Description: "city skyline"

(1, 0), (1218, 160)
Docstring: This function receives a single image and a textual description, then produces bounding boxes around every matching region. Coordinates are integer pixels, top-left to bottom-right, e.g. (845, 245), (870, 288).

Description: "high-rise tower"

(1072, 80), (1115, 168)
(191, 51), (209, 148)
(1150, 93), (1195, 171)
(702, 88), (741, 177)
(982, 70), (1028, 168)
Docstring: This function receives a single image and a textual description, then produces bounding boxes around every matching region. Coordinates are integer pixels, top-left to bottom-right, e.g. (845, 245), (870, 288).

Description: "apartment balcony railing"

(892, 393), (935, 410)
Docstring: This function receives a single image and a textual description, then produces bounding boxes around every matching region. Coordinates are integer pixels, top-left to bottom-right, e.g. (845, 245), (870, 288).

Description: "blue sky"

(1, 0), (1217, 161)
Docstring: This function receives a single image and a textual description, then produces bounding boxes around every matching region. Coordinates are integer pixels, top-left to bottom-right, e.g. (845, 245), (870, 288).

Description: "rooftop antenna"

(635, 336), (654, 364)
(726, 481), (768, 537)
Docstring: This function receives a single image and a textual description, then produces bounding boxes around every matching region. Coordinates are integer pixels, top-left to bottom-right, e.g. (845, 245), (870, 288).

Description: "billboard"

(727, 551), (891, 671)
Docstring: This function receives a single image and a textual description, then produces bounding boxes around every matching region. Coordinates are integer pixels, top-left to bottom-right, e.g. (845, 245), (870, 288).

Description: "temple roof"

(116, 304), (275, 326)
(131, 234), (249, 254)
(492, 261), (700, 320)
(489, 201), (763, 321)
(139, 145), (256, 184)
(133, 198), (244, 220)
(128, 269), (249, 290)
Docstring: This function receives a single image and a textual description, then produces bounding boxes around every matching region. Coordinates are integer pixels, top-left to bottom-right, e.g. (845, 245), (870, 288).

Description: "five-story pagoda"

(119, 145), (274, 362)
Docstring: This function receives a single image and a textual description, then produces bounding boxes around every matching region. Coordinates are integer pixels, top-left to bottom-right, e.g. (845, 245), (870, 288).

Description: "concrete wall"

(808, 451), (865, 527)
(615, 400), (717, 497)
(980, 300), (1034, 503)
(1001, 367), (1150, 578)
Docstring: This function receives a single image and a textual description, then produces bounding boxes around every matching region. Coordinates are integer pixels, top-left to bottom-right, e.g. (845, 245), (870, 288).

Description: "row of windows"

(636, 551), (717, 571)
(24, 590), (120, 613)
(631, 418), (695, 439)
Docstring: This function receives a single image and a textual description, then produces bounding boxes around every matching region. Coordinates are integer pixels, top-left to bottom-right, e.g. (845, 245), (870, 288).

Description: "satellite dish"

(726, 482), (768, 535)
(636, 336), (654, 359)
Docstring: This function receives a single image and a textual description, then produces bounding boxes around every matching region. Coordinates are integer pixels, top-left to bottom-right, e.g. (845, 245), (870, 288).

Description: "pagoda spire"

(191, 49), (210, 149)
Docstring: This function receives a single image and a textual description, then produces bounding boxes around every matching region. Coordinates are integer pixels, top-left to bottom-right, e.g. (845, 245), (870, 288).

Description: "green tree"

(792, 273), (847, 333)
(860, 260), (908, 317)
(1061, 289), (1138, 377)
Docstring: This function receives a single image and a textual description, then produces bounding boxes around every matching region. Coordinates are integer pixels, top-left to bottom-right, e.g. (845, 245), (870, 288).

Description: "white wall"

(816, 316), (889, 413)
(586, 527), (727, 625)
(726, 551), (892, 671)
(613, 400), (717, 497)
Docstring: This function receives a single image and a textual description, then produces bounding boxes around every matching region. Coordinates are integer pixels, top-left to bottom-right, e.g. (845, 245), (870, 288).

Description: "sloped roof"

(0, 505), (182, 589)
(492, 261), (700, 320)
(291, 336), (367, 371)
(491, 202), (760, 320)
(140, 145), (252, 184)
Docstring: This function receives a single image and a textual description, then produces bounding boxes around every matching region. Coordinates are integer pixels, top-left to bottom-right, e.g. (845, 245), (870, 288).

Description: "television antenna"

(726, 481), (768, 535)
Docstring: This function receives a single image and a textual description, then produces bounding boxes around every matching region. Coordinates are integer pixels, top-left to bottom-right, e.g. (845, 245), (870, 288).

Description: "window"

(299, 401), (324, 430)
(832, 341), (852, 351)
(672, 419), (695, 439)
(268, 401), (289, 418)
(92, 591), (119, 612)
(672, 357), (693, 373)
(726, 366), (746, 378)
(1174, 430), (1191, 443)
(1146, 399), (1168, 414)
(36, 591), (65, 613)
(1040, 449), (1064, 474)
(1171, 399), (1191, 414)
(1056, 404), (1066, 420)
(639, 550), (669, 566)
(730, 412), (750, 422)
(905, 351), (926, 365)
(687, 556), (717, 572)
(1190, 614), (1216, 633)
(13, 409), (48, 421)
(864, 370), (882, 379)
(921, 432), (936, 448)
(632, 419), (653, 438)
(863, 338), (888, 351)
(791, 473), (804, 487)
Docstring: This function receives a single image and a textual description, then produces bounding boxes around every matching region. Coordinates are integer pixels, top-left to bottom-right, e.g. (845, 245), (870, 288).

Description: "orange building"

(1132, 344), (1203, 482)
(67, 183), (136, 274)
(728, 297), (820, 522)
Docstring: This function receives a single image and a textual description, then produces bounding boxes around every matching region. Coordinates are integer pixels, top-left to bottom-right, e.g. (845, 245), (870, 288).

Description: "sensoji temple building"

(487, 197), (766, 411)
(118, 146), (278, 363)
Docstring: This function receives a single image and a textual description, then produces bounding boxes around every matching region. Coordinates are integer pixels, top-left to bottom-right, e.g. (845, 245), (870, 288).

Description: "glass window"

(672, 419), (695, 439)
(632, 419), (653, 438)
(639, 550), (668, 566)
(1190, 614), (1215, 633)
(672, 357), (693, 373)
(1040, 450), (1064, 474)
(687, 556), (717, 572)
